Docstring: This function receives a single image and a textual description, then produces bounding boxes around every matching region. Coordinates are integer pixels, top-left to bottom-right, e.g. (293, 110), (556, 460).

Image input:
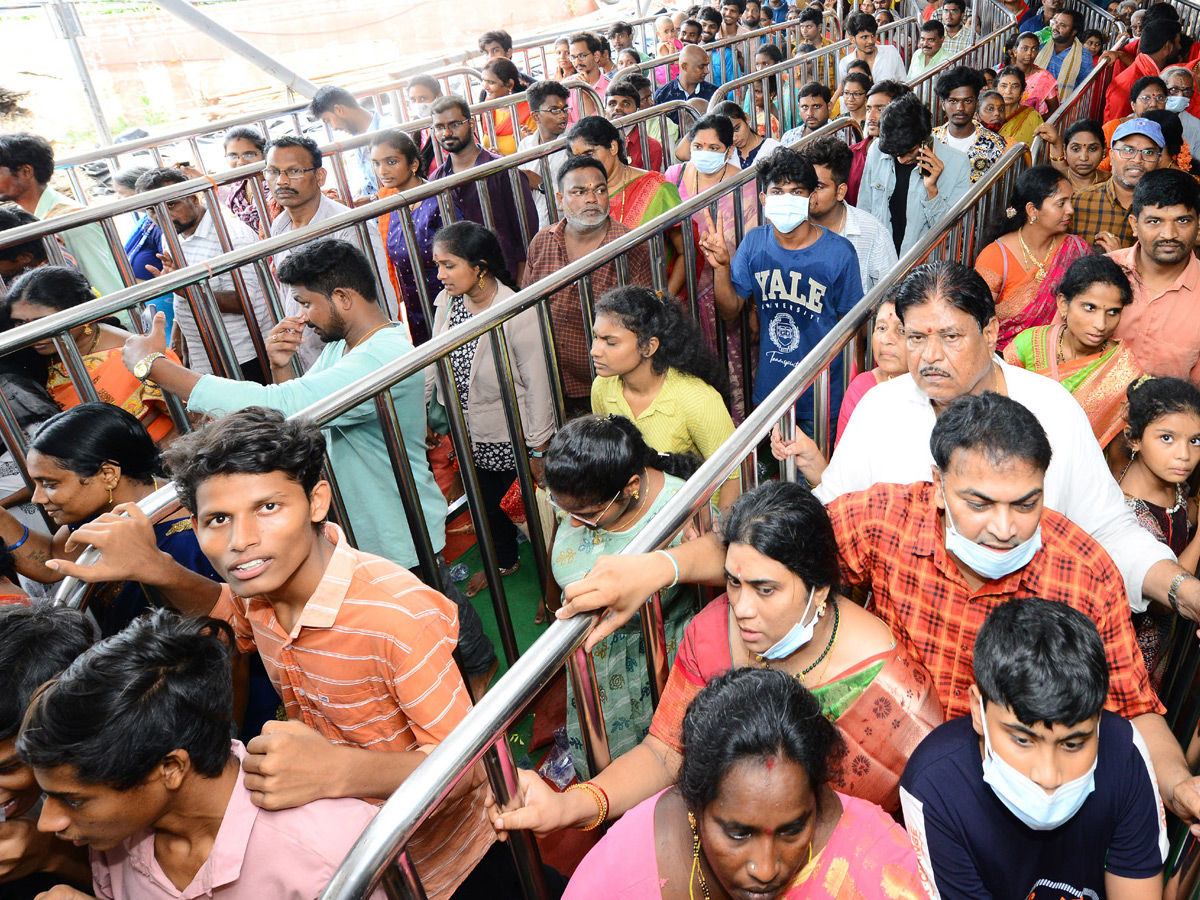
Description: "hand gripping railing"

(310, 142), (1031, 900)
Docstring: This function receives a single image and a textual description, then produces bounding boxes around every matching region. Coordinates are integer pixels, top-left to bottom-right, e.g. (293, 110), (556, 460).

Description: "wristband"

(528, 448), (546, 459)
(5, 523), (29, 552)
(656, 549), (680, 589)
(565, 781), (609, 831)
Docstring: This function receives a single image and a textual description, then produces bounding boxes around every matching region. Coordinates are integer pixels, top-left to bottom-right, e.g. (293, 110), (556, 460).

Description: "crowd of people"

(3, 0), (1200, 899)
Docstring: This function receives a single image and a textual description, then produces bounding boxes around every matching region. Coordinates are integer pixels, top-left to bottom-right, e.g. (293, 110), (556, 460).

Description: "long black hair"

(982, 164), (1069, 246)
(678, 667), (843, 813)
(594, 286), (729, 400)
(6, 266), (94, 311)
(544, 414), (699, 506)
(431, 220), (518, 291)
(31, 403), (162, 484)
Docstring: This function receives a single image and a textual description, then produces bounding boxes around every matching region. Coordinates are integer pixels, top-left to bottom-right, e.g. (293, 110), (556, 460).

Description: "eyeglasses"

(1134, 93), (1166, 104)
(568, 52), (594, 62)
(1113, 143), (1163, 160)
(548, 489), (623, 528)
(263, 166), (320, 180)
(538, 105), (570, 116)
(1169, 86), (1195, 97)
(225, 151), (263, 163)
(842, 90), (866, 99)
(432, 119), (470, 133)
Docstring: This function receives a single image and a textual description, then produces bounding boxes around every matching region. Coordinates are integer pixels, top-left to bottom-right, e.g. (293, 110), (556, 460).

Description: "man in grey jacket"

(858, 93), (973, 255)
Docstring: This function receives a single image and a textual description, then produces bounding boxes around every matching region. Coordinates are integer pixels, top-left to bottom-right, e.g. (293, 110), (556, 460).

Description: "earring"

(477, 272), (486, 292)
(107, 485), (114, 505)
(82, 324), (93, 337)
(632, 489), (639, 500)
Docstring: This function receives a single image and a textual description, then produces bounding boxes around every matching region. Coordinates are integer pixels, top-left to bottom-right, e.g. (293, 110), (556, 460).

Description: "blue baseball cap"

(1111, 117), (1166, 148)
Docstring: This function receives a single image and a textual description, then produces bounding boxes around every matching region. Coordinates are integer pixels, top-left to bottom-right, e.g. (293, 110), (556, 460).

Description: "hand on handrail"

(483, 768), (594, 840)
(556, 548), (684, 650)
(48, 503), (164, 587)
(769, 425), (828, 486)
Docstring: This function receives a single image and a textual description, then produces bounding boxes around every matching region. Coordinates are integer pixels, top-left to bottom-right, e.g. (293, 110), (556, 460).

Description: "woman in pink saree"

(974, 164), (1090, 350)
(562, 668), (923, 900)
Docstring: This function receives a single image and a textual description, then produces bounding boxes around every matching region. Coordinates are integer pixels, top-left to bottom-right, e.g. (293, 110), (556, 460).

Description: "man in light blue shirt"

(859, 93), (972, 255)
(309, 85), (390, 200)
(119, 238), (497, 690)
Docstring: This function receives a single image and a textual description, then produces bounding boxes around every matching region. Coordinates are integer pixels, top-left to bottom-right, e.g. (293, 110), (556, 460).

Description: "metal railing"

(48, 13), (664, 190)
(310, 140), (1032, 900)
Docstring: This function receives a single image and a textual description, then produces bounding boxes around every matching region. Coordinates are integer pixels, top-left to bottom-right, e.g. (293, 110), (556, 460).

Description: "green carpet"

(457, 539), (554, 764)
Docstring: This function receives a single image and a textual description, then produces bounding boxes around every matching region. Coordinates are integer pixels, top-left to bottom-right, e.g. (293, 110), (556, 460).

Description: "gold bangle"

(1050, 153), (1065, 162)
(565, 782), (609, 831)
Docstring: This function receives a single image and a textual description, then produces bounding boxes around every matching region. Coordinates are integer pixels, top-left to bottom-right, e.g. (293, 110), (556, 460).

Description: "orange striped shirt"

(212, 524), (493, 900)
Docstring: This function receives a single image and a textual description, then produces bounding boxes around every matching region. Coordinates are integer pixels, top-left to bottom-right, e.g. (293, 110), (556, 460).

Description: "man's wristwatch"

(1168, 572), (1194, 614)
(133, 352), (166, 385)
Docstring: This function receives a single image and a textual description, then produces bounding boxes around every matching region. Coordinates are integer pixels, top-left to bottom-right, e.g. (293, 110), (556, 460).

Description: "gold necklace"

(348, 321), (394, 350)
(1017, 227), (1055, 283)
(688, 812), (712, 900)
(1056, 324), (1108, 365)
(748, 597), (840, 683)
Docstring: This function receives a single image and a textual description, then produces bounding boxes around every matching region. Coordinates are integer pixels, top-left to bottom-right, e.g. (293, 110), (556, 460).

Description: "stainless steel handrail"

(315, 141), (1033, 900)
(51, 12), (662, 171)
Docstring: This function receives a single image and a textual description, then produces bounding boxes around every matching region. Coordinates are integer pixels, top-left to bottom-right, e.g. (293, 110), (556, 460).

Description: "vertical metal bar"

(480, 738), (550, 900)
(813, 367), (831, 458)
(386, 851), (429, 900)
(54, 334), (101, 404)
(372, 394), (442, 587)
(0, 390), (56, 532)
(204, 189), (272, 373)
(640, 589), (670, 706)
(781, 407), (798, 484)
(566, 646), (613, 774)
(487, 329), (550, 593)
(437, 357), (520, 666)
(323, 457), (359, 550)
(397, 205), (438, 331)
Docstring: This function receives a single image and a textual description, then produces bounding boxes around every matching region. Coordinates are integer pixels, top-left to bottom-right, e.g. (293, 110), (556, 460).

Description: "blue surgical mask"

(980, 703), (1097, 830)
(1166, 95), (1190, 113)
(942, 489), (1042, 580)
(760, 586), (817, 659)
(764, 194), (810, 233)
(691, 149), (729, 174)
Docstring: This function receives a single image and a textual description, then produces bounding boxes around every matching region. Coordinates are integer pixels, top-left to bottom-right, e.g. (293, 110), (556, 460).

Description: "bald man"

(654, 44), (719, 126)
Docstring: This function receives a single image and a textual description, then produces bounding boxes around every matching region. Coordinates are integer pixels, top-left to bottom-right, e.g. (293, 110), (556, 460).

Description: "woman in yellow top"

(480, 58), (532, 156)
(590, 285), (740, 512)
(997, 65), (1044, 148)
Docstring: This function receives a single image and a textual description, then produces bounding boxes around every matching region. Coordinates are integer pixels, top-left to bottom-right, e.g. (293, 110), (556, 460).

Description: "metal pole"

(149, 0), (320, 98)
(45, 0), (113, 146)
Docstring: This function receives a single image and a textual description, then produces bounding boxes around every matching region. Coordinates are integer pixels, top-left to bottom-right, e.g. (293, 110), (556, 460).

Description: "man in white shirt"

(796, 136), (898, 292)
(135, 167), (273, 382)
(838, 13), (907, 84)
(793, 261), (1198, 623)
(518, 81), (573, 228)
(265, 136), (398, 371)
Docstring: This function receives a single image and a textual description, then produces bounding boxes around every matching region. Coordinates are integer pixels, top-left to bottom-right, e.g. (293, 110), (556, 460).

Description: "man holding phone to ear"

(859, 92), (972, 254)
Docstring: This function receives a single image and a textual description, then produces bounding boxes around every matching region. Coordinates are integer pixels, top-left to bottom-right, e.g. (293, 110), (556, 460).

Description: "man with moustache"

(521, 156), (653, 416)
(264, 136), (396, 371)
(1070, 117), (1164, 251)
(1110, 169), (1200, 387)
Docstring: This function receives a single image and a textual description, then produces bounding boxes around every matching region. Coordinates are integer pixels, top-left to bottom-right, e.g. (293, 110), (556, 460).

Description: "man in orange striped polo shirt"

(164, 408), (547, 900)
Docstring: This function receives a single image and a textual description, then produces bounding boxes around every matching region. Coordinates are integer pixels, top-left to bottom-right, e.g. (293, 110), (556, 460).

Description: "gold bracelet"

(565, 782), (609, 831)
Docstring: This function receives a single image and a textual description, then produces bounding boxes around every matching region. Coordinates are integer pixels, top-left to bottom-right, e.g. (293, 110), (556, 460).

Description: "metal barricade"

(300, 142), (1031, 900)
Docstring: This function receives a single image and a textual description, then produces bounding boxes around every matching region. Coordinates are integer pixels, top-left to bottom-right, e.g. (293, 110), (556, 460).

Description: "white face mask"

(759, 586), (817, 659)
(412, 101), (433, 119)
(942, 488), (1042, 580)
(763, 194), (810, 233)
(1166, 95), (1190, 113)
(691, 149), (729, 174)
(980, 703), (1098, 830)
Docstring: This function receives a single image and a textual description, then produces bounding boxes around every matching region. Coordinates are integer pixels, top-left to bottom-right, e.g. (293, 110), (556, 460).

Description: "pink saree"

(975, 233), (1091, 350)
(565, 790), (924, 900)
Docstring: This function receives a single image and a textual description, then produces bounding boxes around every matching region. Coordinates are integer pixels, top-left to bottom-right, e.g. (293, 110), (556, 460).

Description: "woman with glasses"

(427, 222), (555, 601)
(974, 164), (1090, 350)
(544, 413), (700, 777)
